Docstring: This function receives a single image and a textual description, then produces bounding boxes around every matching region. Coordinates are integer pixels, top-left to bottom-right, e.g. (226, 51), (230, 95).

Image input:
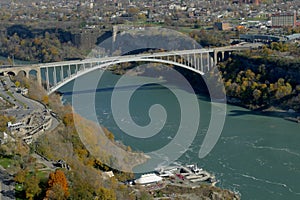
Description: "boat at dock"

(190, 176), (210, 182)
(155, 163), (216, 185)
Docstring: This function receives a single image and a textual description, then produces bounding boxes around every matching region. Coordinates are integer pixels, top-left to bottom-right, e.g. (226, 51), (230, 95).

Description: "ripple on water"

(248, 143), (300, 158)
(238, 173), (300, 196)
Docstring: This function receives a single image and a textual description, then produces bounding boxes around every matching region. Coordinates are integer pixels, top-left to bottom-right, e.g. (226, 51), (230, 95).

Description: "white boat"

(186, 164), (203, 174)
(135, 173), (163, 185)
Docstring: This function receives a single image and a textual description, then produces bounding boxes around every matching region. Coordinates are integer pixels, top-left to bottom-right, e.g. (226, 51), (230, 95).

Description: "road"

(0, 76), (60, 135)
(0, 167), (15, 200)
(0, 77), (60, 200)
(31, 153), (56, 171)
(0, 76), (45, 120)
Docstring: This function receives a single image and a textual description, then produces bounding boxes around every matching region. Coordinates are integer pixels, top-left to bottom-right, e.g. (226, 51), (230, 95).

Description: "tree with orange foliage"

(45, 170), (69, 200)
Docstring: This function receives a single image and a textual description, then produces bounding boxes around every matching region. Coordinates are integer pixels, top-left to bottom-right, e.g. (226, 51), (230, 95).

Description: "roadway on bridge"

(0, 44), (258, 70)
(0, 43), (261, 95)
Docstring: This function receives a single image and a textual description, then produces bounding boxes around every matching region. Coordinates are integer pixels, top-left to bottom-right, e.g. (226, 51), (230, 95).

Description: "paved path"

(31, 153), (56, 171)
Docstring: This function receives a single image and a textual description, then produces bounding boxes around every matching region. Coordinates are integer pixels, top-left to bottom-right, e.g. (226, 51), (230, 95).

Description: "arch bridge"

(0, 46), (247, 94)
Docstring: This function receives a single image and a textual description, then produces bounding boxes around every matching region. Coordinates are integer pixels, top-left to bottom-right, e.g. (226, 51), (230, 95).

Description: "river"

(59, 70), (300, 200)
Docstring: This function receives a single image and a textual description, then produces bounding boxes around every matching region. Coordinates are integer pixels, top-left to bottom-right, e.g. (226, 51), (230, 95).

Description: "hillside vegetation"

(219, 43), (300, 112)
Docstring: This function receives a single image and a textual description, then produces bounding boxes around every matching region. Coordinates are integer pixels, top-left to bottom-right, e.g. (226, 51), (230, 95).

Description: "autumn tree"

(15, 81), (21, 88)
(253, 89), (262, 102)
(45, 183), (66, 200)
(0, 115), (15, 132)
(42, 95), (49, 105)
(96, 187), (116, 200)
(45, 170), (69, 200)
(62, 113), (74, 127)
(14, 169), (28, 186)
(275, 78), (292, 99)
(24, 175), (41, 200)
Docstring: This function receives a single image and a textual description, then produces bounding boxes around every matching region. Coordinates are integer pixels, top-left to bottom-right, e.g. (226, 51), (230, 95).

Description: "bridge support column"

(60, 66), (64, 82)
(200, 53), (203, 72)
(36, 69), (42, 86)
(194, 56), (197, 70)
(220, 51), (225, 62)
(53, 67), (57, 85)
(75, 64), (78, 74)
(210, 56), (214, 68)
(214, 50), (218, 64)
(207, 52), (210, 72)
(45, 67), (50, 91)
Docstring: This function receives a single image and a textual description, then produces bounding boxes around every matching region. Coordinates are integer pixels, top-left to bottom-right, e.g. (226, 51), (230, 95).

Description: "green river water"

(57, 70), (300, 200)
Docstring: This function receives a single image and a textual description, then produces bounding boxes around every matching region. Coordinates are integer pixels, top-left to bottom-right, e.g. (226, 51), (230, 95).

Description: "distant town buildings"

(271, 12), (297, 27)
(214, 22), (232, 31)
(232, 0), (260, 5)
(0, 0), (300, 50)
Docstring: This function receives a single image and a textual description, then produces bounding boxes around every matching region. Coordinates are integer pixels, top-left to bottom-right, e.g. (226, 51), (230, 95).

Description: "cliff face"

(5, 24), (108, 52)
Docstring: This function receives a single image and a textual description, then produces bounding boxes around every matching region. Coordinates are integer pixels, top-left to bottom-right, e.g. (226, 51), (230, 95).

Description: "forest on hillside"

(0, 28), (83, 63)
(218, 44), (300, 112)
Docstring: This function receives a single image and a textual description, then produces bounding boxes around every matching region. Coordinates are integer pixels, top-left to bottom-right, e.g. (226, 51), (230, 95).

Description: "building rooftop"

(135, 173), (162, 185)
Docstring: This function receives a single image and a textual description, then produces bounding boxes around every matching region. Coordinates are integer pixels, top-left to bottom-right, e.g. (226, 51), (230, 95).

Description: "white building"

(135, 173), (162, 185)
(103, 171), (115, 180)
(7, 121), (24, 131)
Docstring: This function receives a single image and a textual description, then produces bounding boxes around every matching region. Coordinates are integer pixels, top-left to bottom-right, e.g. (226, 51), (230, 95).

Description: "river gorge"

(58, 70), (300, 200)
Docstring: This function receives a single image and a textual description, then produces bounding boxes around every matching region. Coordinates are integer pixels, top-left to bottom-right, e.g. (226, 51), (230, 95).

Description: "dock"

(156, 164), (216, 186)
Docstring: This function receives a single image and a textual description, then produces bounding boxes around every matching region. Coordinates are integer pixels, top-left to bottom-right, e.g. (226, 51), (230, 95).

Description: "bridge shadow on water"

(61, 82), (174, 96)
(59, 81), (298, 123)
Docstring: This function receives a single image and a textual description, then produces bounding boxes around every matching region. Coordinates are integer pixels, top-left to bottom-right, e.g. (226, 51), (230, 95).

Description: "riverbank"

(158, 184), (240, 200)
(227, 97), (300, 124)
(219, 52), (300, 117)
(262, 107), (300, 123)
